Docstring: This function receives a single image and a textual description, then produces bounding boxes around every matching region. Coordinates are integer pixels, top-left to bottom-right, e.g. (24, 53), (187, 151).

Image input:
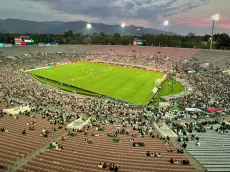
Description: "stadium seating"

(87, 45), (198, 62)
(100, 45), (116, 54)
(0, 113), (66, 169)
(18, 124), (197, 172)
(125, 46), (145, 55)
(142, 47), (160, 56)
(154, 47), (178, 58)
(189, 49), (230, 69)
(183, 124), (230, 172)
(113, 46), (129, 54)
(88, 45), (104, 54)
(0, 45), (87, 56)
(171, 48), (198, 61)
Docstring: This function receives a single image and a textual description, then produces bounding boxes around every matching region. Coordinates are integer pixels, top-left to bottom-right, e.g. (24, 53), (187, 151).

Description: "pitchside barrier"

(38, 43), (45, 46)
(0, 43), (4, 47)
(26, 66), (50, 72)
(45, 43), (51, 46)
(4, 44), (13, 47)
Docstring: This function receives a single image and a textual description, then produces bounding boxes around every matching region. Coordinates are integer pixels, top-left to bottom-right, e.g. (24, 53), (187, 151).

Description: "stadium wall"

(26, 66), (50, 72)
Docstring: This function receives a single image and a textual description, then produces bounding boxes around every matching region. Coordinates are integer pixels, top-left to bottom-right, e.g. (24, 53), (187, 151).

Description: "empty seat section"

(113, 46), (129, 54)
(101, 45), (116, 54)
(88, 45), (104, 54)
(156, 47), (177, 58)
(171, 48), (198, 61)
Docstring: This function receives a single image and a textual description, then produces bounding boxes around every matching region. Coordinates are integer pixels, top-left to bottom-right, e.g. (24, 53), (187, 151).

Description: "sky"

(0, 0), (229, 35)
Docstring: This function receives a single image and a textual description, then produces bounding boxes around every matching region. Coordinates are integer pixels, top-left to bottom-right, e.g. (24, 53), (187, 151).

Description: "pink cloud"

(172, 18), (230, 29)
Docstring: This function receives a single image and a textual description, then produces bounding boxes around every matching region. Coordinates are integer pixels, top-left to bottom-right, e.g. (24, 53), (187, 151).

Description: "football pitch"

(29, 62), (182, 105)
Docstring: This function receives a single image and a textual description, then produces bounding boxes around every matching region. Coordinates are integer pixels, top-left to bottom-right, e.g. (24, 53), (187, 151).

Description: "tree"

(64, 30), (73, 38)
(91, 33), (102, 44)
(112, 33), (121, 44)
(187, 33), (195, 37)
(121, 35), (133, 45)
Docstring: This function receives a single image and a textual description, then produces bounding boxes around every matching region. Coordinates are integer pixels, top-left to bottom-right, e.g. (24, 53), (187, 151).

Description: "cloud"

(24, 0), (208, 21)
(172, 18), (230, 30)
(0, 0), (229, 35)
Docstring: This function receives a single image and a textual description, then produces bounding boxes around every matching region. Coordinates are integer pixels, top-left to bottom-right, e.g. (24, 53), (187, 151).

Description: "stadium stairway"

(184, 125), (230, 172)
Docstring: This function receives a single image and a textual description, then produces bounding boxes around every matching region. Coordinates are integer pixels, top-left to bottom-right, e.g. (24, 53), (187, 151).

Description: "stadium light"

(212, 14), (220, 21)
(86, 23), (92, 44)
(121, 23), (126, 36)
(210, 14), (219, 50)
(164, 20), (169, 32)
(164, 20), (169, 26)
(86, 23), (92, 29)
(121, 23), (126, 28)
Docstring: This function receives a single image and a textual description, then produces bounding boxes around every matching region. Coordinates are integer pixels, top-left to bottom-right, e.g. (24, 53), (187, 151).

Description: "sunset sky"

(0, 0), (229, 35)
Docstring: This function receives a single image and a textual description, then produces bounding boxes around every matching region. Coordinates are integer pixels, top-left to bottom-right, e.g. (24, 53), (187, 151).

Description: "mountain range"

(0, 19), (175, 35)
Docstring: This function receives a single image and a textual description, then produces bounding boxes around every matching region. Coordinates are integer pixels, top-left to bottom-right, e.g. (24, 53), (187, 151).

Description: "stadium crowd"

(0, 51), (229, 122)
(173, 63), (230, 109)
(0, 48), (229, 172)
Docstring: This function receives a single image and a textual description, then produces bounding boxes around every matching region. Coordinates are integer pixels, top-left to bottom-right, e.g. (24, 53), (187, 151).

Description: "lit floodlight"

(121, 23), (126, 28)
(212, 14), (219, 21)
(210, 14), (219, 50)
(86, 23), (92, 29)
(164, 20), (169, 26)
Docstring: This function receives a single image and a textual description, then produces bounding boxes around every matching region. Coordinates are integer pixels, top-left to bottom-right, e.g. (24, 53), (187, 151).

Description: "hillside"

(0, 19), (175, 35)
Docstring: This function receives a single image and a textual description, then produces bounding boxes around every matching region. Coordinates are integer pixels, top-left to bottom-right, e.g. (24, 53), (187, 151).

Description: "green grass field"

(29, 62), (184, 105)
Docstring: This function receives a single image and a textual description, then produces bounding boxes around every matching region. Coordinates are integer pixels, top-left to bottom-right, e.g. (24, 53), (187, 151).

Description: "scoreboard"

(15, 36), (35, 45)
(133, 40), (144, 46)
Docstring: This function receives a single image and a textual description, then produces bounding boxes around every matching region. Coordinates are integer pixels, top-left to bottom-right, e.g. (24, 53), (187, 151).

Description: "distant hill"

(0, 19), (175, 35)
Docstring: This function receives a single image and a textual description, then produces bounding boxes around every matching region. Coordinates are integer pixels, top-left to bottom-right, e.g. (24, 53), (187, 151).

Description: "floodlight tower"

(210, 14), (219, 50)
(86, 23), (92, 41)
(137, 28), (140, 36)
(121, 23), (126, 37)
(164, 20), (169, 32)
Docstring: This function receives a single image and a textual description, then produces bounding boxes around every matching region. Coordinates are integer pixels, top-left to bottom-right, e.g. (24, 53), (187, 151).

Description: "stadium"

(0, 42), (229, 172)
(27, 49), (183, 106)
